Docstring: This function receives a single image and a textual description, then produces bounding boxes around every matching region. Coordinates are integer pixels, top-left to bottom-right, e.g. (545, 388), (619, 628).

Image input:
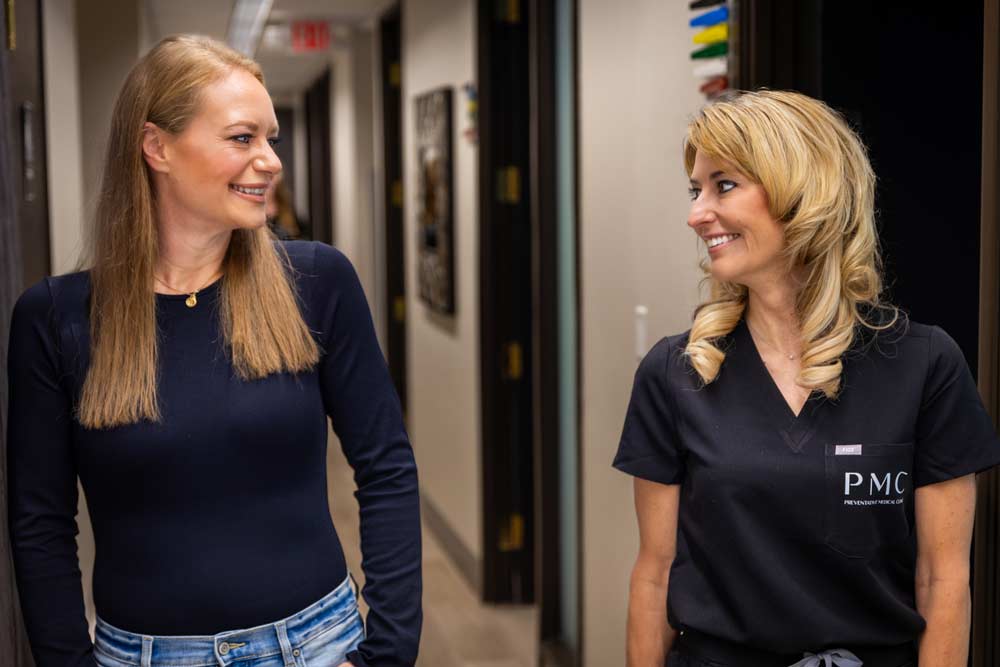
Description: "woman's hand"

(627, 477), (681, 667)
(914, 473), (977, 667)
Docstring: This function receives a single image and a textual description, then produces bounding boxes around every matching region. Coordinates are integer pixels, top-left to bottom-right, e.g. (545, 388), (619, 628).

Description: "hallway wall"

(578, 0), (705, 663)
(76, 0), (142, 243)
(402, 0), (482, 565)
(331, 28), (377, 300)
(42, 0), (85, 275)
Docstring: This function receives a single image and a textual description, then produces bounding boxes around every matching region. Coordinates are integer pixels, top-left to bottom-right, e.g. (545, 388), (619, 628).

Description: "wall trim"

(421, 495), (482, 596)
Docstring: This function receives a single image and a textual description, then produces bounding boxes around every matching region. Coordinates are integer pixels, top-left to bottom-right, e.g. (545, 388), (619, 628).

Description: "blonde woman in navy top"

(7, 35), (421, 667)
(614, 90), (1000, 667)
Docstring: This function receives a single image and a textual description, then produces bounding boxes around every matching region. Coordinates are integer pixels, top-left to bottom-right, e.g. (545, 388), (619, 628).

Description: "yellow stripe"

(693, 23), (728, 45)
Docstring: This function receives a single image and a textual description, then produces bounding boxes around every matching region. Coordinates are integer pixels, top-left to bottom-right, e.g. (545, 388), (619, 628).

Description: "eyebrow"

(689, 170), (726, 186)
(224, 121), (280, 135)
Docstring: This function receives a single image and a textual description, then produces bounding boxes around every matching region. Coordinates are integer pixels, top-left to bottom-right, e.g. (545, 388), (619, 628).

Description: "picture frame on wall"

(414, 86), (455, 315)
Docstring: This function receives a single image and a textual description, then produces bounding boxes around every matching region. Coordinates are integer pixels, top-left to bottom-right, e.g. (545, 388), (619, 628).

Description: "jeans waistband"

(677, 629), (917, 667)
(95, 573), (358, 667)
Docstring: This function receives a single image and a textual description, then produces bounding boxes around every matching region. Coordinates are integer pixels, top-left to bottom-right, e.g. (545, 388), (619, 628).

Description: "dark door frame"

(477, 0), (536, 604)
(529, 0), (580, 664)
(379, 5), (408, 416)
(304, 68), (333, 245)
(973, 2), (999, 664)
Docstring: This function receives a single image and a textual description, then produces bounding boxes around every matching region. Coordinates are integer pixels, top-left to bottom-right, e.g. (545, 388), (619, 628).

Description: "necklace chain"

(154, 271), (222, 308)
(746, 319), (799, 361)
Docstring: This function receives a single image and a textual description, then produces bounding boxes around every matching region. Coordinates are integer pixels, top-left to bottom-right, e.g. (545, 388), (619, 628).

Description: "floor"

(326, 439), (538, 667)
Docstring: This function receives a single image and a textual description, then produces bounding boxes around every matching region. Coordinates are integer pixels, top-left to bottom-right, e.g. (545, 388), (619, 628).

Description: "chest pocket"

(824, 442), (914, 558)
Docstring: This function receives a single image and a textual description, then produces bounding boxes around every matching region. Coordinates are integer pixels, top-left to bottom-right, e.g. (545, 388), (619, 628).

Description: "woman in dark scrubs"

(614, 90), (1000, 667)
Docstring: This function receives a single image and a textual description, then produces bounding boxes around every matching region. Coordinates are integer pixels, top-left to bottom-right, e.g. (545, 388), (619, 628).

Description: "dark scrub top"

(613, 313), (1000, 651)
(7, 241), (421, 667)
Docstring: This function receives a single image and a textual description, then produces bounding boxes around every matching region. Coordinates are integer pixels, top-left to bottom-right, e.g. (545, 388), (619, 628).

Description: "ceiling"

(144, 0), (394, 96)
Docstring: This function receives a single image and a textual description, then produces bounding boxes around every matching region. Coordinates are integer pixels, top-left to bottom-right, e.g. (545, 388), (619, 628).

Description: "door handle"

(22, 101), (35, 202)
(5, 0), (14, 51)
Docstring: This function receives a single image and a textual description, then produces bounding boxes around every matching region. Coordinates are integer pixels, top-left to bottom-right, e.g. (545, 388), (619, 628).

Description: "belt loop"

(141, 636), (153, 667)
(275, 620), (297, 666)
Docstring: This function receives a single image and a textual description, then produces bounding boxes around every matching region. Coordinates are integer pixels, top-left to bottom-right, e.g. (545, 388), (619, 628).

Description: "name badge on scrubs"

(834, 444), (862, 456)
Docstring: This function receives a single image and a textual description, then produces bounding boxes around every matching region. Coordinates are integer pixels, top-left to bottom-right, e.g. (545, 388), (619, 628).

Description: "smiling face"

(687, 151), (787, 289)
(144, 68), (282, 234)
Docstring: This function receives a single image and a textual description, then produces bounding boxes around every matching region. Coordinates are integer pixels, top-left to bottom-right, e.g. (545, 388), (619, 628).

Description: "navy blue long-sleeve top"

(7, 241), (421, 667)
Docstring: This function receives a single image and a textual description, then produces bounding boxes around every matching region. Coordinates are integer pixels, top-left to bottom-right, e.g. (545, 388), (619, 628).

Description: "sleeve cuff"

(913, 452), (1000, 488)
(345, 649), (369, 667)
(613, 454), (683, 486)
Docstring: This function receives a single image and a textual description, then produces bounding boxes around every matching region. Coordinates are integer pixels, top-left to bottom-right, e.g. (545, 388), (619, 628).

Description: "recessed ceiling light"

(226, 0), (274, 56)
(261, 23), (291, 52)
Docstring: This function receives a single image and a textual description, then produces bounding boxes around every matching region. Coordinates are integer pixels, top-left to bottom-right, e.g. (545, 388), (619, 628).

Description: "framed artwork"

(414, 87), (455, 314)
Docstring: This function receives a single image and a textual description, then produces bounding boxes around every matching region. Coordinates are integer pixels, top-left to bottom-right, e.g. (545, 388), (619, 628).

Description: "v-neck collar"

(728, 316), (825, 452)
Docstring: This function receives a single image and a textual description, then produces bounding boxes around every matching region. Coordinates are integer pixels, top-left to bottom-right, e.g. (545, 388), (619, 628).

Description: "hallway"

(326, 436), (538, 667)
(2, 1), (1000, 666)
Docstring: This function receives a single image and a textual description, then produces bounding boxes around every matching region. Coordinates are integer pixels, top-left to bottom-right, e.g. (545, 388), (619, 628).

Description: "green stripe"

(691, 42), (728, 59)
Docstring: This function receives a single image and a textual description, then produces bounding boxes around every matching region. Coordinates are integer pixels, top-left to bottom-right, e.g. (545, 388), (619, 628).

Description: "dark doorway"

(5, 0), (49, 287)
(273, 107), (297, 214)
(380, 6), (408, 415)
(304, 69), (333, 245)
(3, 3), (42, 665)
(478, 0), (535, 604)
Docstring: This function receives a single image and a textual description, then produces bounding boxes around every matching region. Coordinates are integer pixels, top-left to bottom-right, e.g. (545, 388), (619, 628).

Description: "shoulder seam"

(660, 337), (687, 453)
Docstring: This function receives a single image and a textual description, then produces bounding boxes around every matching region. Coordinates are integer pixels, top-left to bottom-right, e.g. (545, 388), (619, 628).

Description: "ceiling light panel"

(227, 0), (274, 56)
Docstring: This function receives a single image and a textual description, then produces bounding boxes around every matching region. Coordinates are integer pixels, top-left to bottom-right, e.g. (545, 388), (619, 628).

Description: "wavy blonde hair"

(682, 89), (899, 399)
(78, 35), (319, 429)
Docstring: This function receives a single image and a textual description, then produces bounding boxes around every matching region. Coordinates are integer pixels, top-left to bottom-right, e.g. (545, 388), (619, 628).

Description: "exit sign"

(291, 21), (331, 52)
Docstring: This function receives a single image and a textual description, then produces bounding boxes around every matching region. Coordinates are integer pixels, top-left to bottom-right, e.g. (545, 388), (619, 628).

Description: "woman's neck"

(154, 217), (232, 294)
(744, 272), (802, 353)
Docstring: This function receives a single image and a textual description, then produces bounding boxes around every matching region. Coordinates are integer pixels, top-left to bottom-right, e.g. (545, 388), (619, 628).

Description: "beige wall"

(330, 29), (377, 303)
(578, 0), (706, 663)
(43, 0), (85, 275)
(76, 0), (142, 230)
(403, 0), (482, 561)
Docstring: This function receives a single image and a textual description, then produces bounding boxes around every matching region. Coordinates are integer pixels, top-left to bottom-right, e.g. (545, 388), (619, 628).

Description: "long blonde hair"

(79, 35), (319, 429)
(683, 89), (899, 399)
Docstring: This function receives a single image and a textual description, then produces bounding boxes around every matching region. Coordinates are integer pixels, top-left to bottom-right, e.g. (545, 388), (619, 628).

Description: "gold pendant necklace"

(747, 320), (799, 361)
(154, 271), (222, 308)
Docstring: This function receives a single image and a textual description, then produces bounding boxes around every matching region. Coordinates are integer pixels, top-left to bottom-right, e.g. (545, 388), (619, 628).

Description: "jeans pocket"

(297, 608), (365, 667)
(93, 646), (136, 667)
(824, 442), (914, 558)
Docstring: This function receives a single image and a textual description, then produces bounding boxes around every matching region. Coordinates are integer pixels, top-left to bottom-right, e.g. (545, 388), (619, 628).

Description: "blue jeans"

(93, 574), (365, 667)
